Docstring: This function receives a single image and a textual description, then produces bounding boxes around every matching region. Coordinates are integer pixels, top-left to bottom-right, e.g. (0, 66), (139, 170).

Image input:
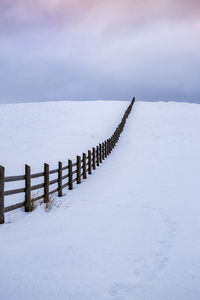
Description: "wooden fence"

(0, 98), (135, 224)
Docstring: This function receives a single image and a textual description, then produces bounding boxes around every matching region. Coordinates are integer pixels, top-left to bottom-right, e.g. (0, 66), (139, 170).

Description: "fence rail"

(0, 97), (135, 224)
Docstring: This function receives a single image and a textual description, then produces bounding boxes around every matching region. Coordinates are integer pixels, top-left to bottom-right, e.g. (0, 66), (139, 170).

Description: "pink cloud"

(1, 0), (200, 36)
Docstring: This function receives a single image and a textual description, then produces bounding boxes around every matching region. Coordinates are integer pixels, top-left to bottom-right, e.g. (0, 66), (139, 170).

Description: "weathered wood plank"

(62, 165), (68, 171)
(62, 182), (69, 189)
(62, 174), (68, 180)
(4, 187), (25, 196)
(31, 183), (44, 191)
(49, 168), (58, 175)
(49, 187), (59, 195)
(32, 194), (44, 203)
(49, 178), (58, 186)
(4, 201), (24, 213)
(5, 175), (25, 182)
(31, 172), (44, 179)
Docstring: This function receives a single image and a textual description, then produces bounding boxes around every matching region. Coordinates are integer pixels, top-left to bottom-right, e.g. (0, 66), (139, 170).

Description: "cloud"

(1, 0), (200, 35)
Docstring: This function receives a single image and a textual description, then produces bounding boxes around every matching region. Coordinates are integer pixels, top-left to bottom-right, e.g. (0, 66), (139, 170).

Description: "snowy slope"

(0, 101), (200, 300)
(0, 101), (128, 175)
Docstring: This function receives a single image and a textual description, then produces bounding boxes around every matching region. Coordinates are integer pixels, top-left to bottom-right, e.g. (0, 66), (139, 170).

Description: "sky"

(0, 0), (200, 103)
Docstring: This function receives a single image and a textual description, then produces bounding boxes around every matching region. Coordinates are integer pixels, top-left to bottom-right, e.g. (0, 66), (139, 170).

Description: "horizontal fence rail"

(0, 97), (135, 224)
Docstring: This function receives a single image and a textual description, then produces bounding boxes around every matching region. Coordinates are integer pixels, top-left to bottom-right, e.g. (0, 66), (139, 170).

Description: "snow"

(0, 101), (127, 175)
(0, 100), (200, 299)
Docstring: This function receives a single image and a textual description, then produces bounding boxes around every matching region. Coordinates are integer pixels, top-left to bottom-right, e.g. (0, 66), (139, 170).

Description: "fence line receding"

(0, 97), (135, 224)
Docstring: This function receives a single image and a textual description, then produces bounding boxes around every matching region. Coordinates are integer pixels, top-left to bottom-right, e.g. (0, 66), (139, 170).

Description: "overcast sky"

(0, 0), (199, 103)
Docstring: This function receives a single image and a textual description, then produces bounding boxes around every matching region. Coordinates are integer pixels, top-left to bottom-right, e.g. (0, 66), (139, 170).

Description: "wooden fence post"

(116, 128), (119, 142)
(111, 136), (114, 151)
(82, 153), (87, 179)
(108, 139), (111, 155)
(96, 146), (99, 166)
(68, 159), (73, 190)
(102, 142), (105, 160)
(44, 163), (49, 203)
(119, 123), (122, 134)
(107, 139), (109, 155)
(107, 139), (110, 155)
(88, 150), (92, 175)
(0, 166), (5, 224)
(77, 156), (81, 184)
(58, 161), (63, 197)
(105, 141), (107, 158)
(25, 164), (32, 212)
(99, 144), (102, 163)
(92, 147), (96, 170)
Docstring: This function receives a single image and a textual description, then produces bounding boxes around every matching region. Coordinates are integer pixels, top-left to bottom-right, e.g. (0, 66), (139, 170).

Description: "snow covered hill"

(0, 101), (127, 175)
(0, 101), (200, 300)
